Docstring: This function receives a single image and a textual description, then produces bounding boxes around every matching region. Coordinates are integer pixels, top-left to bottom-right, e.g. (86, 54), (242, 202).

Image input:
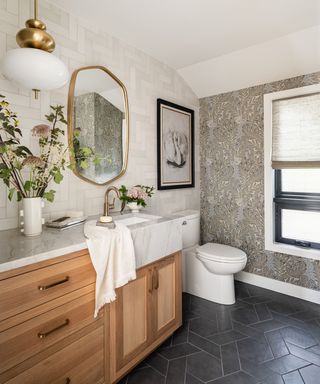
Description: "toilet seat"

(196, 243), (247, 263)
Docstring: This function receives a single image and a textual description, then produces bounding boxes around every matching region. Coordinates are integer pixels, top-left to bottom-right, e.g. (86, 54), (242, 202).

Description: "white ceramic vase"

(21, 197), (44, 236)
(127, 202), (141, 213)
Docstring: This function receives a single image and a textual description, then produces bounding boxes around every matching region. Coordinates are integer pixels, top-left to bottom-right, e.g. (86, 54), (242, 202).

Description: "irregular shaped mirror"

(68, 66), (129, 185)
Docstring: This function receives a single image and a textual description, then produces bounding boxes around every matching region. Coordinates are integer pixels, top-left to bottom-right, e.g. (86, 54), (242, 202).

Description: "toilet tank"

(175, 210), (200, 249)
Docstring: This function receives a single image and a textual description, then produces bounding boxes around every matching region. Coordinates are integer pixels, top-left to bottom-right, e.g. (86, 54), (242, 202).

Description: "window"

(264, 83), (320, 260)
(274, 169), (320, 250)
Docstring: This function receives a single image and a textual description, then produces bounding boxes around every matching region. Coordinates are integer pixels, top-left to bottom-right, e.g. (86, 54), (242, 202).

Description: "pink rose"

(32, 124), (50, 138)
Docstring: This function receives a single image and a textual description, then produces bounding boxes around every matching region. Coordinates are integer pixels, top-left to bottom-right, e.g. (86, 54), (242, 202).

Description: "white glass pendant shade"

(1, 48), (69, 90)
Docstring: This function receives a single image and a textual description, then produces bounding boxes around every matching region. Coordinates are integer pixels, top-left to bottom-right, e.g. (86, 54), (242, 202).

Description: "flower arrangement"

(0, 95), (94, 202)
(119, 185), (154, 212)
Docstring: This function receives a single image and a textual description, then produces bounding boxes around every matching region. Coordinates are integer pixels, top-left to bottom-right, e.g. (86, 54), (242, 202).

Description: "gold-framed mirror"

(67, 65), (129, 185)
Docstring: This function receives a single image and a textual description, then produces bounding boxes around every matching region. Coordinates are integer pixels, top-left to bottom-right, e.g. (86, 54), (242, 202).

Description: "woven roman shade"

(272, 92), (320, 169)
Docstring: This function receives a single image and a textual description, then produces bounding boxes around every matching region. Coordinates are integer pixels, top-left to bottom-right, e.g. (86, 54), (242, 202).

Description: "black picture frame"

(157, 98), (195, 190)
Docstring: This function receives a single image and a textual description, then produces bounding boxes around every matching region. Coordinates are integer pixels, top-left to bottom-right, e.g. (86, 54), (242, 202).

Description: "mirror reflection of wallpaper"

(74, 92), (123, 182)
(200, 72), (320, 291)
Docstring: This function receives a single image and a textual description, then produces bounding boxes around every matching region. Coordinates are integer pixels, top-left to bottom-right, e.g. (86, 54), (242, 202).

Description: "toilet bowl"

(196, 243), (247, 304)
(175, 210), (247, 305)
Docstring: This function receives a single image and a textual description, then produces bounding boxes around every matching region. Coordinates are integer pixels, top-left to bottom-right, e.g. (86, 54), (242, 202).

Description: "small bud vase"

(21, 197), (44, 236)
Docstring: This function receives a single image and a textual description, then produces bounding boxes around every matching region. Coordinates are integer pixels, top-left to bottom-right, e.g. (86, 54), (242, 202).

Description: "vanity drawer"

(0, 292), (98, 374)
(0, 254), (95, 321)
(5, 325), (104, 384)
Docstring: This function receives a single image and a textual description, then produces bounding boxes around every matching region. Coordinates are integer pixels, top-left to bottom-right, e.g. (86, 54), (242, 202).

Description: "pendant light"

(0, 0), (69, 98)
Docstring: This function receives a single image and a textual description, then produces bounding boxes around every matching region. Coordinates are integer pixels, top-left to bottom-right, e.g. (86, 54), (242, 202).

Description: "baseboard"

(235, 271), (320, 305)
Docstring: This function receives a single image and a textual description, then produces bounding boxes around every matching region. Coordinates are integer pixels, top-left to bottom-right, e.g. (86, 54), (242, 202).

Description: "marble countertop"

(0, 213), (183, 273)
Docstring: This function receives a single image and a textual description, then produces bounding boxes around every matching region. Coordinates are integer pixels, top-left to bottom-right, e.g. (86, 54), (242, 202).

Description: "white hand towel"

(84, 220), (136, 317)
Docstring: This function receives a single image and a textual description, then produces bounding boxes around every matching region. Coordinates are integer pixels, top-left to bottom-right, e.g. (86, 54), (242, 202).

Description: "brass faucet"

(104, 186), (120, 216)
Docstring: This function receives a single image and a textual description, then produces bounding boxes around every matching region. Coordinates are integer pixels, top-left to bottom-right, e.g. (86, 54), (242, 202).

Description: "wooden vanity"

(0, 249), (182, 384)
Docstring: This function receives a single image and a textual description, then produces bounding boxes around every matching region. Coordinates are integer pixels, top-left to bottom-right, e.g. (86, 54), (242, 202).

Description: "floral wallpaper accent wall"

(200, 72), (320, 291)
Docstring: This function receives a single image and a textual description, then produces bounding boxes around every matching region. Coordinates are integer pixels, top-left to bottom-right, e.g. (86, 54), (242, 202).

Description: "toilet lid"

(196, 243), (247, 263)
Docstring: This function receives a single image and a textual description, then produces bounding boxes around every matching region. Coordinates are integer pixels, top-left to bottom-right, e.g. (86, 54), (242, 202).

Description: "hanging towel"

(84, 220), (136, 317)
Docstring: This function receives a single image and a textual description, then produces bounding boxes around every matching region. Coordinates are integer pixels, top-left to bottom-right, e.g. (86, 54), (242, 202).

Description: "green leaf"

(17, 191), (22, 202)
(8, 188), (15, 201)
(81, 147), (93, 157)
(80, 160), (89, 170)
(93, 156), (101, 165)
(24, 180), (32, 192)
(53, 169), (63, 184)
(13, 159), (22, 170)
(0, 164), (10, 180)
(73, 128), (81, 138)
(43, 190), (55, 202)
(15, 145), (33, 157)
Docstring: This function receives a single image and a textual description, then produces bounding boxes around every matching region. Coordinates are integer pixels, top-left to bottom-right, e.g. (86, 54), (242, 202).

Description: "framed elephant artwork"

(157, 99), (195, 190)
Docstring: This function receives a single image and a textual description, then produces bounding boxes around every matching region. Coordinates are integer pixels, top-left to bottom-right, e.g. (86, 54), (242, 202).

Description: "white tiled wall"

(0, 0), (200, 230)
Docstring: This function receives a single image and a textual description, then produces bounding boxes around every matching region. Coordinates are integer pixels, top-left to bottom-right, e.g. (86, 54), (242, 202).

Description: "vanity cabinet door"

(110, 266), (152, 381)
(152, 253), (182, 339)
(109, 252), (182, 383)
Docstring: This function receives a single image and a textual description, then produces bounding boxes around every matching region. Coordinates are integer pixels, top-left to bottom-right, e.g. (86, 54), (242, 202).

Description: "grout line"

(183, 355), (188, 384)
(187, 371), (205, 383)
(219, 343), (224, 377)
(146, 364), (166, 378)
(298, 368), (306, 384)
(162, 350), (204, 362)
(187, 339), (221, 360)
(235, 340), (242, 371)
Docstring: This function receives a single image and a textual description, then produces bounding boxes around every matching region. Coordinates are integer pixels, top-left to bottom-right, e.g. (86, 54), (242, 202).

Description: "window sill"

(265, 240), (320, 261)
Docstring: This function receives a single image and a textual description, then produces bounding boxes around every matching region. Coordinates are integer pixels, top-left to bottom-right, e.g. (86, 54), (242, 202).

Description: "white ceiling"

(52, 0), (320, 70)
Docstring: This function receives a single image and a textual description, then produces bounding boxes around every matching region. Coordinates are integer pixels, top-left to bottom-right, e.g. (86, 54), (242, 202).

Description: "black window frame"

(274, 169), (320, 250)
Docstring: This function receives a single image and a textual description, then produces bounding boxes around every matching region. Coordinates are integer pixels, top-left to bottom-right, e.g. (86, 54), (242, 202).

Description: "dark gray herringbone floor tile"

(188, 331), (221, 359)
(158, 342), (200, 360)
(299, 365), (320, 384)
(187, 351), (222, 382)
(263, 354), (310, 375)
(282, 370), (304, 384)
(208, 371), (259, 384)
(221, 342), (240, 375)
(208, 329), (247, 345)
(166, 357), (186, 384)
(265, 329), (289, 358)
(122, 282), (320, 384)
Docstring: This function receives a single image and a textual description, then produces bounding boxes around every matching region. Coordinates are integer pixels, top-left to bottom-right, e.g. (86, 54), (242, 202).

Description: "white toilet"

(177, 210), (247, 305)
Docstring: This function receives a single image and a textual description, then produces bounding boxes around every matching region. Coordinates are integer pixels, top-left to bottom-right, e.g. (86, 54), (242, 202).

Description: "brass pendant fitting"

(16, 18), (55, 53)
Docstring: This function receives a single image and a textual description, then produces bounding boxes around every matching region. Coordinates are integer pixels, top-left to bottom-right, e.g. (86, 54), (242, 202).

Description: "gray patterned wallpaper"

(200, 72), (320, 291)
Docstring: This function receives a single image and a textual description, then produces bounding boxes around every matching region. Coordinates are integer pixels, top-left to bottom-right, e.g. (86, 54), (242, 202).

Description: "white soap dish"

(96, 220), (116, 229)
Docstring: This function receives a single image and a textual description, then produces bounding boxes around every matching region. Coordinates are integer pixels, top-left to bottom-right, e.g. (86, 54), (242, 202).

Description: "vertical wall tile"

(0, 0), (199, 230)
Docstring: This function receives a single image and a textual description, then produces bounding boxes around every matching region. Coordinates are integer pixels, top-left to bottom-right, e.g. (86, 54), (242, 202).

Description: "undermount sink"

(94, 212), (183, 268)
(113, 213), (162, 227)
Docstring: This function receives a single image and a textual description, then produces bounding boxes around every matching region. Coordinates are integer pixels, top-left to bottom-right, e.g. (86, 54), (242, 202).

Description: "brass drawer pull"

(38, 319), (70, 339)
(38, 276), (70, 291)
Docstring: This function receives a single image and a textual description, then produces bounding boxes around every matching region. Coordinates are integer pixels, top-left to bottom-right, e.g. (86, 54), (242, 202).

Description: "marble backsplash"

(200, 72), (320, 291)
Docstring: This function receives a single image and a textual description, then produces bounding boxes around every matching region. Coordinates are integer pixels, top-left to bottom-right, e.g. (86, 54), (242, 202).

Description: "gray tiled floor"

(119, 282), (320, 383)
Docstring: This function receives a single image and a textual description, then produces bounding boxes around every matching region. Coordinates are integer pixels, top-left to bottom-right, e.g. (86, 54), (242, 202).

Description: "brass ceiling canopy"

(16, 0), (55, 53)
